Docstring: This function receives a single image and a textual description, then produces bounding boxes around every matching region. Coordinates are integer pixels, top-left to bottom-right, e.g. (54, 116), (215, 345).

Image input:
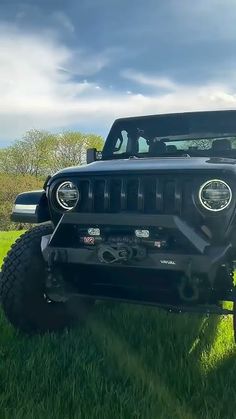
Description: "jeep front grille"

(75, 176), (192, 215)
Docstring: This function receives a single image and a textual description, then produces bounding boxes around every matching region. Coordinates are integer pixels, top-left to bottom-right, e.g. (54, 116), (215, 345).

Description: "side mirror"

(86, 148), (102, 164)
(86, 148), (97, 164)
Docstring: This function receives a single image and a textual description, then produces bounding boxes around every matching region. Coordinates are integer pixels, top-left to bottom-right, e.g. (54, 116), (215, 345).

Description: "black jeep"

(1, 110), (236, 336)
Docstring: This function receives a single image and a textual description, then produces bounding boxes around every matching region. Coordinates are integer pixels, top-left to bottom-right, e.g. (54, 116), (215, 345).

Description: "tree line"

(0, 129), (104, 230)
(0, 129), (104, 177)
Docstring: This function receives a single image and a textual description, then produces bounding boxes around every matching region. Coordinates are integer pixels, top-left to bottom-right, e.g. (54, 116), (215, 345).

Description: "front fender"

(11, 190), (50, 223)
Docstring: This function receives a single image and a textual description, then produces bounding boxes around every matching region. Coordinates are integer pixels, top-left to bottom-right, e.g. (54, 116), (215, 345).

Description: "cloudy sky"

(0, 0), (236, 144)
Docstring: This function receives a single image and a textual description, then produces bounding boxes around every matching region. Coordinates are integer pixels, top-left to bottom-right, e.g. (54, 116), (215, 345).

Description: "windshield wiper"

(112, 152), (140, 159)
(128, 155), (139, 159)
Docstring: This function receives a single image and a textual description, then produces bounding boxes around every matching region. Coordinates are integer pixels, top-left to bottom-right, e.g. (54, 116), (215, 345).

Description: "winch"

(78, 229), (168, 264)
(97, 243), (147, 264)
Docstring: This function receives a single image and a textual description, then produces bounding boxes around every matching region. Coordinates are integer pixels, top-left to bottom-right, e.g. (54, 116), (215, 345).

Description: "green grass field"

(0, 231), (236, 419)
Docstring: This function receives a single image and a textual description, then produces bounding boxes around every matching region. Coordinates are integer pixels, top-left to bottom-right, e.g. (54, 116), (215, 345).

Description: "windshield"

(102, 112), (236, 159)
(105, 132), (236, 158)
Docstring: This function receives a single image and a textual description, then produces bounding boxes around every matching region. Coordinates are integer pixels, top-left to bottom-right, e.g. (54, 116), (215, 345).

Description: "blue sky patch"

(0, 0), (235, 143)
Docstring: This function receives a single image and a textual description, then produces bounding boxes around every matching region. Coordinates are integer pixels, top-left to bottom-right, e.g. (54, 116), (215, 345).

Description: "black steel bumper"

(41, 212), (232, 279)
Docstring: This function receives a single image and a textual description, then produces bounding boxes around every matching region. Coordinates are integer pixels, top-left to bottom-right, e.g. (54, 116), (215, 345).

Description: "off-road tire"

(233, 301), (236, 343)
(0, 224), (93, 333)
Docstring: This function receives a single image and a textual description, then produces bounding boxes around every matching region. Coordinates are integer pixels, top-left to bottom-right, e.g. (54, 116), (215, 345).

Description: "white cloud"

(69, 50), (110, 76)
(0, 25), (236, 142)
(122, 70), (177, 90)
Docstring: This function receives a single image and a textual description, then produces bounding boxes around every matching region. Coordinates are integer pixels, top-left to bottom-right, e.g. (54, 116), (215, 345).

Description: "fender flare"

(11, 190), (50, 223)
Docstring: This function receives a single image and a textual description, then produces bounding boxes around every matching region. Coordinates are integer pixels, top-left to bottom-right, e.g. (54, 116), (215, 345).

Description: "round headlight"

(199, 179), (232, 212)
(56, 181), (79, 210)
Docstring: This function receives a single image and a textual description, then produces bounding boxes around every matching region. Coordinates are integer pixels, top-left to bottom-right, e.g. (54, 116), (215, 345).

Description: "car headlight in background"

(199, 179), (232, 212)
(56, 181), (79, 210)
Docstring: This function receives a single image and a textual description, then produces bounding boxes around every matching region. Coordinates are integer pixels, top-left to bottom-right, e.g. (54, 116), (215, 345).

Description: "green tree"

(0, 130), (57, 176)
(0, 129), (104, 177)
(20, 129), (57, 177)
(51, 131), (104, 172)
(0, 143), (30, 175)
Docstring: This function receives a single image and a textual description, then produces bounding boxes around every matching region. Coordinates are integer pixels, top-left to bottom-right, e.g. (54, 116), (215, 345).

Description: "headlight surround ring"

(199, 179), (232, 212)
(55, 181), (79, 210)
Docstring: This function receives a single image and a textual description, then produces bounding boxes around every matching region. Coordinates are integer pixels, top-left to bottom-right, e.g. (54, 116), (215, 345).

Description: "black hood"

(51, 156), (236, 180)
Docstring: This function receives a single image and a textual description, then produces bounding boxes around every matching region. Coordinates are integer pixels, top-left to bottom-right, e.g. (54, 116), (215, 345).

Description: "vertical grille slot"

(88, 180), (94, 211)
(174, 179), (182, 214)
(77, 180), (90, 212)
(163, 180), (175, 213)
(144, 177), (156, 213)
(182, 179), (193, 216)
(121, 178), (127, 210)
(137, 178), (144, 211)
(94, 179), (105, 212)
(104, 179), (110, 211)
(127, 179), (139, 211)
(156, 178), (164, 211)
(110, 179), (122, 212)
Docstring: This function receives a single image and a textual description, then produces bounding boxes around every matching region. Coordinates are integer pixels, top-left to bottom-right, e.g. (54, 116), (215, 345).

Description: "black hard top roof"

(114, 109), (236, 123)
(111, 110), (236, 137)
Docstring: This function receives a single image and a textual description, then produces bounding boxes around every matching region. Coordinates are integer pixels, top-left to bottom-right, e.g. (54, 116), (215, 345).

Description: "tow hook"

(178, 259), (200, 303)
(178, 275), (200, 302)
(177, 259), (200, 302)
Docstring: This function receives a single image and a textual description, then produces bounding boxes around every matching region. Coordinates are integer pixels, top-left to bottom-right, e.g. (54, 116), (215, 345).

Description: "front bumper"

(41, 212), (236, 306)
(41, 212), (232, 279)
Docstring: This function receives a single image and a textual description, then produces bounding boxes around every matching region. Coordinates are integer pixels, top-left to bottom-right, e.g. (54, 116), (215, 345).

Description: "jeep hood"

(51, 156), (236, 179)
